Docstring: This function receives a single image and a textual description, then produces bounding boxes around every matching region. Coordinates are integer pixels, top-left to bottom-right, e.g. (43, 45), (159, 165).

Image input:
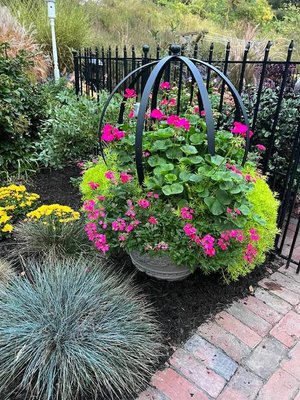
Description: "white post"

(47, 0), (60, 81)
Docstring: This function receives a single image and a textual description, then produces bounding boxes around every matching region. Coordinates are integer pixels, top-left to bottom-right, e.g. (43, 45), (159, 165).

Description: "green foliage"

(0, 44), (47, 178)
(12, 218), (94, 259)
(80, 153), (119, 200)
(3, 0), (92, 71)
(0, 257), (161, 400)
(0, 259), (15, 284)
(37, 89), (119, 169)
(227, 176), (280, 280)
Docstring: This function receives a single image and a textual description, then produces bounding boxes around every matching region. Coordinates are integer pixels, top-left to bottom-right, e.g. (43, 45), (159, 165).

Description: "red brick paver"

(151, 368), (209, 400)
(136, 265), (300, 400)
(270, 311), (300, 347)
(257, 368), (299, 400)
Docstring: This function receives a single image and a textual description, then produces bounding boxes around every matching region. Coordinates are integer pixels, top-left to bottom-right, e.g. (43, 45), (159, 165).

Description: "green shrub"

(37, 88), (120, 169)
(0, 259), (15, 284)
(0, 43), (48, 178)
(0, 257), (161, 399)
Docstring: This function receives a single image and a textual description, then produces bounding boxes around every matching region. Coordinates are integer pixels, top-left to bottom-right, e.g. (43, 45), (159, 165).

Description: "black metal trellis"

(98, 44), (250, 185)
(73, 42), (300, 271)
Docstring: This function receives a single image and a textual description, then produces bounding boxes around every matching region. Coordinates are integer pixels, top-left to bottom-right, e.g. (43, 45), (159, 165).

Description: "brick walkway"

(137, 262), (300, 400)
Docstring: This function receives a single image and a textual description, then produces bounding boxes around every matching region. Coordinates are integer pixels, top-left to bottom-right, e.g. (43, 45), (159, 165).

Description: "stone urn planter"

(129, 251), (192, 281)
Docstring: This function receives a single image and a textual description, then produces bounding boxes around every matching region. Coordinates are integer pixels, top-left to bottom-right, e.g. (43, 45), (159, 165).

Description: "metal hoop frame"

(98, 49), (251, 185)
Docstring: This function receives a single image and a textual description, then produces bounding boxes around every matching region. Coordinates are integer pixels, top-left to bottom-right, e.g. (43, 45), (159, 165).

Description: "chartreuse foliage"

(0, 257), (161, 400)
(227, 176), (280, 280)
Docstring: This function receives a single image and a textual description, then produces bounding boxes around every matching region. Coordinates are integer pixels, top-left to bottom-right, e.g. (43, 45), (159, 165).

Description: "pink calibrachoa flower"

(245, 174), (256, 183)
(218, 238), (228, 251)
(231, 122), (254, 138)
(180, 207), (194, 220)
(120, 171), (133, 184)
(153, 193), (159, 199)
(160, 81), (170, 90)
(128, 109), (135, 118)
(88, 181), (99, 190)
(244, 243), (258, 263)
(183, 223), (197, 237)
(119, 234), (126, 241)
(125, 208), (136, 218)
(88, 209), (100, 220)
(148, 216), (158, 224)
(104, 171), (115, 180)
(111, 218), (126, 231)
(256, 144), (266, 151)
(83, 199), (96, 211)
(155, 242), (169, 250)
(249, 228), (260, 241)
(201, 234), (216, 257)
(77, 161), (84, 169)
(150, 109), (165, 120)
(124, 88), (137, 98)
(138, 199), (150, 208)
(94, 235), (109, 253)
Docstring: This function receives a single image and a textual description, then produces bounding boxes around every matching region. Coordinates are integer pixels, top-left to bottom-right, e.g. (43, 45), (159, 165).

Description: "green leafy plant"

(38, 88), (120, 169)
(0, 43), (48, 178)
(80, 84), (279, 281)
(0, 257), (161, 399)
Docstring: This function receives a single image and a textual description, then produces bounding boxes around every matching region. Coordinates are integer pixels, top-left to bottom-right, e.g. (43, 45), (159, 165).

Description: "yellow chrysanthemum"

(2, 224), (13, 233)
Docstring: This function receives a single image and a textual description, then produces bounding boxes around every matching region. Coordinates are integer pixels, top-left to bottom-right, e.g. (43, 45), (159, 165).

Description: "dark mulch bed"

(0, 166), (283, 399)
(23, 166), (282, 361)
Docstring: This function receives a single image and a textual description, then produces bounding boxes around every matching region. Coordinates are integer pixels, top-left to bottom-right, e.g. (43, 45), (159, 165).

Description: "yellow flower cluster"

(0, 209), (13, 234)
(26, 204), (80, 223)
(0, 185), (40, 236)
(0, 185), (40, 212)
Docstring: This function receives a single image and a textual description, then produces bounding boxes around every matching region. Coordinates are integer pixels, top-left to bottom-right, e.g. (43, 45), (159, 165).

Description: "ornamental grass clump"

(0, 258), (15, 284)
(81, 84), (279, 281)
(0, 257), (162, 400)
(13, 218), (92, 259)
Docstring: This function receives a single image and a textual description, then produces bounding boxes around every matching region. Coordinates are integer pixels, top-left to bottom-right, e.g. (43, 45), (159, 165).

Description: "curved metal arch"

(190, 58), (251, 164)
(135, 55), (216, 184)
(97, 60), (159, 158)
(135, 56), (175, 184)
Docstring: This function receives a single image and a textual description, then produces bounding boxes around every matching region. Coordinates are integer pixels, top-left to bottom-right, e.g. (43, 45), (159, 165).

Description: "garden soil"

(25, 166), (282, 360)
(0, 166), (282, 399)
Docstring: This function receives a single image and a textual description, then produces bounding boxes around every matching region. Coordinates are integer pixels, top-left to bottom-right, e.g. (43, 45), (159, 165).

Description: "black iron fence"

(73, 42), (300, 270)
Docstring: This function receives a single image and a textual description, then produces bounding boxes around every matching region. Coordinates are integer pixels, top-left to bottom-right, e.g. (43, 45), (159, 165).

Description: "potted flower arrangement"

(80, 82), (279, 282)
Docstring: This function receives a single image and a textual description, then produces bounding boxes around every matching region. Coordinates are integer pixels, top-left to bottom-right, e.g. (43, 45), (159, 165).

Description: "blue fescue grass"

(0, 257), (162, 400)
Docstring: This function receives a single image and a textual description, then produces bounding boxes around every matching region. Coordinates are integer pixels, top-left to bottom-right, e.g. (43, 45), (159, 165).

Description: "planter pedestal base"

(129, 251), (192, 281)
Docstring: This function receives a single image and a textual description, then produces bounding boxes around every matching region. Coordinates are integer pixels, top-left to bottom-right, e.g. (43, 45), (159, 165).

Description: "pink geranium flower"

(160, 81), (170, 90)
(114, 128), (125, 140)
(231, 122), (254, 138)
(160, 99), (169, 106)
(101, 124), (115, 142)
(169, 98), (176, 106)
(124, 88), (137, 98)
(256, 144), (266, 151)
(183, 223), (197, 237)
(180, 207), (194, 220)
(174, 118), (190, 131)
(150, 109), (165, 120)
